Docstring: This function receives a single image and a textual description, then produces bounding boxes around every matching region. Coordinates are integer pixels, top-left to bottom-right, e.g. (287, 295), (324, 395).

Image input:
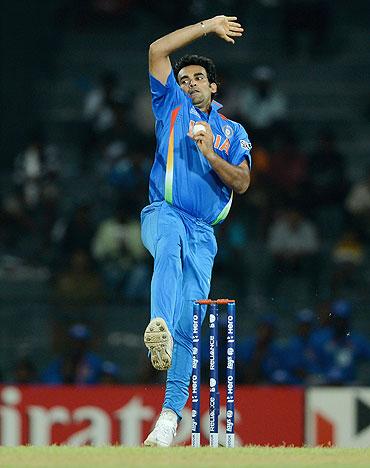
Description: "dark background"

(1, 0), (370, 387)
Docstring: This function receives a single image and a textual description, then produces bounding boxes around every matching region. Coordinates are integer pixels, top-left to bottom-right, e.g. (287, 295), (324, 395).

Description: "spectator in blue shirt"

(310, 300), (370, 384)
(239, 314), (288, 384)
(284, 308), (320, 384)
(42, 323), (103, 385)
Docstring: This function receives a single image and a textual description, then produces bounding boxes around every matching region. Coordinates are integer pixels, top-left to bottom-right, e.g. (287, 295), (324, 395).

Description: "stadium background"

(1, 0), (370, 447)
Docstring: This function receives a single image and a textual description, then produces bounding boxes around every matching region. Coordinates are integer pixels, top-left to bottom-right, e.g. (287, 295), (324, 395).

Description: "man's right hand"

(206, 16), (244, 44)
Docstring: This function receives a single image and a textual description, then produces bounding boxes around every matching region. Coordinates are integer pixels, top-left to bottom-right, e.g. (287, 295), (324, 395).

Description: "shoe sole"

(143, 438), (170, 447)
(144, 318), (172, 371)
(143, 432), (173, 448)
(143, 438), (157, 447)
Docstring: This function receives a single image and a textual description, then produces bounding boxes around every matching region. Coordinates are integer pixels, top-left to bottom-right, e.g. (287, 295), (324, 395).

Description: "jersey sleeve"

(229, 124), (252, 169)
(149, 69), (184, 121)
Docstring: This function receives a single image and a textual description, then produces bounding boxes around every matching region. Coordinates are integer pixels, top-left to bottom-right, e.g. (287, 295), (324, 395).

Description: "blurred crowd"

(203, 299), (370, 386)
(4, 298), (370, 386)
(8, 323), (121, 385)
(2, 63), (369, 302)
(1, 0), (369, 385)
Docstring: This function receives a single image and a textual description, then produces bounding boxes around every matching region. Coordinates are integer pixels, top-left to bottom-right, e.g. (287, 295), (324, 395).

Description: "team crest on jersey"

(240, 139), (252, 151)
(222, 124), (234, 138)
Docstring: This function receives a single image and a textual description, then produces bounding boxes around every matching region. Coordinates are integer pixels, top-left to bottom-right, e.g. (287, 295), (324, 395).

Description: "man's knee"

(156, 233), (182, 258)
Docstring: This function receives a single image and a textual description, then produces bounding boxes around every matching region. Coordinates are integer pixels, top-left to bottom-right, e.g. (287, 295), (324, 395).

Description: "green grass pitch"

(1, 446), (369, 468)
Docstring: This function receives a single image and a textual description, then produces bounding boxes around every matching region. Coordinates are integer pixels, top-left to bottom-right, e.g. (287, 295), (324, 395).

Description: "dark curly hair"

(173, 54), (219, 88)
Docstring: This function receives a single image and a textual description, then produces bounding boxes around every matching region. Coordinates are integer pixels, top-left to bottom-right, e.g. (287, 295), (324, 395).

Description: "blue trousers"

(141, 201), (217, 418)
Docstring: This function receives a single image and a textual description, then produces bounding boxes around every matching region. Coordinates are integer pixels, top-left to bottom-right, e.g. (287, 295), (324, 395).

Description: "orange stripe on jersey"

(170, 105), (181, 130)
(165, 105), (181, 204)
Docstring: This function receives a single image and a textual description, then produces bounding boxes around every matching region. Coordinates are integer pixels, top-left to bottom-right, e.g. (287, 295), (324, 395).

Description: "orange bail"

(196, 298), (235, 305)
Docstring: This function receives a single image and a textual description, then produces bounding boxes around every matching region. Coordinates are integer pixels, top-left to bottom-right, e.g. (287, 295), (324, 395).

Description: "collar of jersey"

(211, 100), (223, 111)
(194, 100), (223, 120)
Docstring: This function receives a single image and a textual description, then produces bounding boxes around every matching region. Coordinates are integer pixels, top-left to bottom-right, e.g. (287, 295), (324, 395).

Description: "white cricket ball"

(192, 123), (206, 135)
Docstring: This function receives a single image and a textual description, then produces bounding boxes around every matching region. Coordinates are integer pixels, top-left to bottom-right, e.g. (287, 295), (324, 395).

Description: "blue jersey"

(149, 70), (252, 225)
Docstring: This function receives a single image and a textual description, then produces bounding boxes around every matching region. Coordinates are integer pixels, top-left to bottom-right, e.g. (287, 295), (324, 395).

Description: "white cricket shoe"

(144, 409), (178, 447)
(144, 317), (173, 370)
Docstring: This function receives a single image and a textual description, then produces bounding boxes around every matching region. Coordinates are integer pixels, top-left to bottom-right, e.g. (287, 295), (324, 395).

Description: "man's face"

(177, 65), (217, 109)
